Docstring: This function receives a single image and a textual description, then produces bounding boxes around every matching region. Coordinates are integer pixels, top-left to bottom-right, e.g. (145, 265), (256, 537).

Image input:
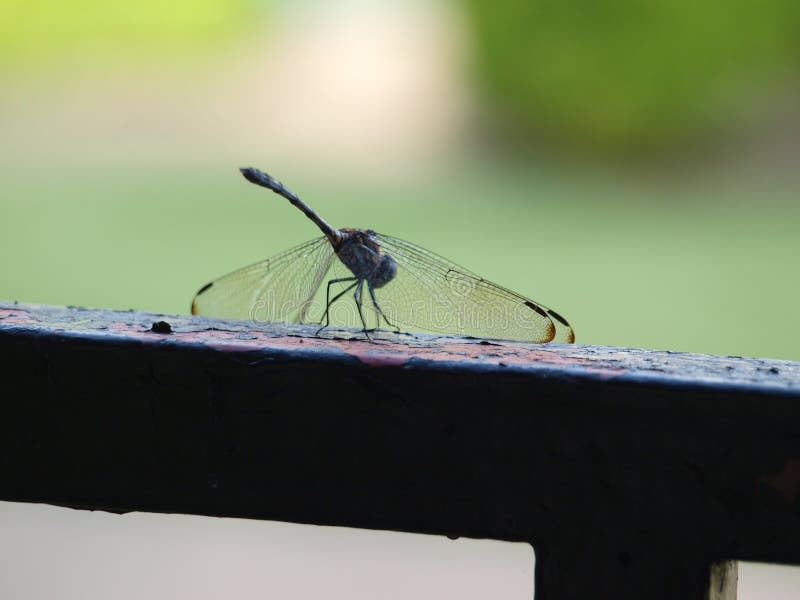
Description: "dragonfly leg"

(317, 277), (357, 336)
(353, 280), (371, 341)
(367, 283), (400, 332)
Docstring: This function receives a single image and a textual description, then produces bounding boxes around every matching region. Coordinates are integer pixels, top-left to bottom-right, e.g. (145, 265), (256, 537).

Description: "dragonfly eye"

(369, 254), (397, 289)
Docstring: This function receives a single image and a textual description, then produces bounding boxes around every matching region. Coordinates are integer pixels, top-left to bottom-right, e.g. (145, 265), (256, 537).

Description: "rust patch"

(10, 304), (797, 388)
(0, 306), (624, 374)
(338, 339), (606, 372)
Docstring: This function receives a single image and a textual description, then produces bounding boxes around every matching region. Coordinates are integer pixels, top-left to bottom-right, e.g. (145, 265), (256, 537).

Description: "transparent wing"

(370, 234), (575, 343)
(191, 237), (336, 324)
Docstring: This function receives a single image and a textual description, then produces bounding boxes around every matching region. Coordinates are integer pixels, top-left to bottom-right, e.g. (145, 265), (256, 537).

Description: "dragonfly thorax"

(336, 229), (397, 289)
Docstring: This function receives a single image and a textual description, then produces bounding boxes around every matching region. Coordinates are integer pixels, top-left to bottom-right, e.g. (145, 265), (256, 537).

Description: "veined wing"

(373, 234), (575, 343)
(191, 237), (335, 324)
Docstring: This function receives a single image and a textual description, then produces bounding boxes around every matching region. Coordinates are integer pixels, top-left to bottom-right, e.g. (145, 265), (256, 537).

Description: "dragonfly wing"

(543, 307), (575, 343)
(191, 237), (336, 324)
(373, 235), (574, 343)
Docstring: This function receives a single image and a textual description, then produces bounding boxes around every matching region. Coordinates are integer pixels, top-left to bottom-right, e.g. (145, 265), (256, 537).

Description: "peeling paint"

(1, 303), (799, 390)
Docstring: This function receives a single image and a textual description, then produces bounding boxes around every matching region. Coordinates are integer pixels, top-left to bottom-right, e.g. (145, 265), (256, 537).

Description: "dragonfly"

(191, 167), (574, 343)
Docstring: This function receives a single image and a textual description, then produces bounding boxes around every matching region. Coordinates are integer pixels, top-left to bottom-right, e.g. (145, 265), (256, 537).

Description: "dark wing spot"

(196, 281), (213, 296)
(191, 282), (213, 315)
(547, 309), (570, 327)
(524, 300), (549, 319)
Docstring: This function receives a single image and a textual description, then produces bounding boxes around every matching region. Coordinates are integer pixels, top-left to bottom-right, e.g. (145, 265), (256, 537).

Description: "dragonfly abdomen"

(368, 254), (397, 289)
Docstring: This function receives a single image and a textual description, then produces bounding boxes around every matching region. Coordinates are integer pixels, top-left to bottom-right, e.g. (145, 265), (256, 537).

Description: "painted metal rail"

(1, 302), (799, 599)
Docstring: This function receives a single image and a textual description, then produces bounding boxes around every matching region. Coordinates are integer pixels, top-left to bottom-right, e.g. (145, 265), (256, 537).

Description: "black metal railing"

(2, 302), (799, 599)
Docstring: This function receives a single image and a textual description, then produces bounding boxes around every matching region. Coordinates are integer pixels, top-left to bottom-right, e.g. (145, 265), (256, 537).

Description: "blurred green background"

(1, 0), (798, 361)
(466, 0), (800, 152)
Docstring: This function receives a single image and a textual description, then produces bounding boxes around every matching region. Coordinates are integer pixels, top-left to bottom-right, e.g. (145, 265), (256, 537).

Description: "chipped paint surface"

(1, 303), (799, 390)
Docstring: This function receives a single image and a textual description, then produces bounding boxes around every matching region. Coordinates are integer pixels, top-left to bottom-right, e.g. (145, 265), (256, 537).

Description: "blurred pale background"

(1, 0), (799, 597)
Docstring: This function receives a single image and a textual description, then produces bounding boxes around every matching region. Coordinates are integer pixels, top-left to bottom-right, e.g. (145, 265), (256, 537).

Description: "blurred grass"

(1, 163), (797, 361)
